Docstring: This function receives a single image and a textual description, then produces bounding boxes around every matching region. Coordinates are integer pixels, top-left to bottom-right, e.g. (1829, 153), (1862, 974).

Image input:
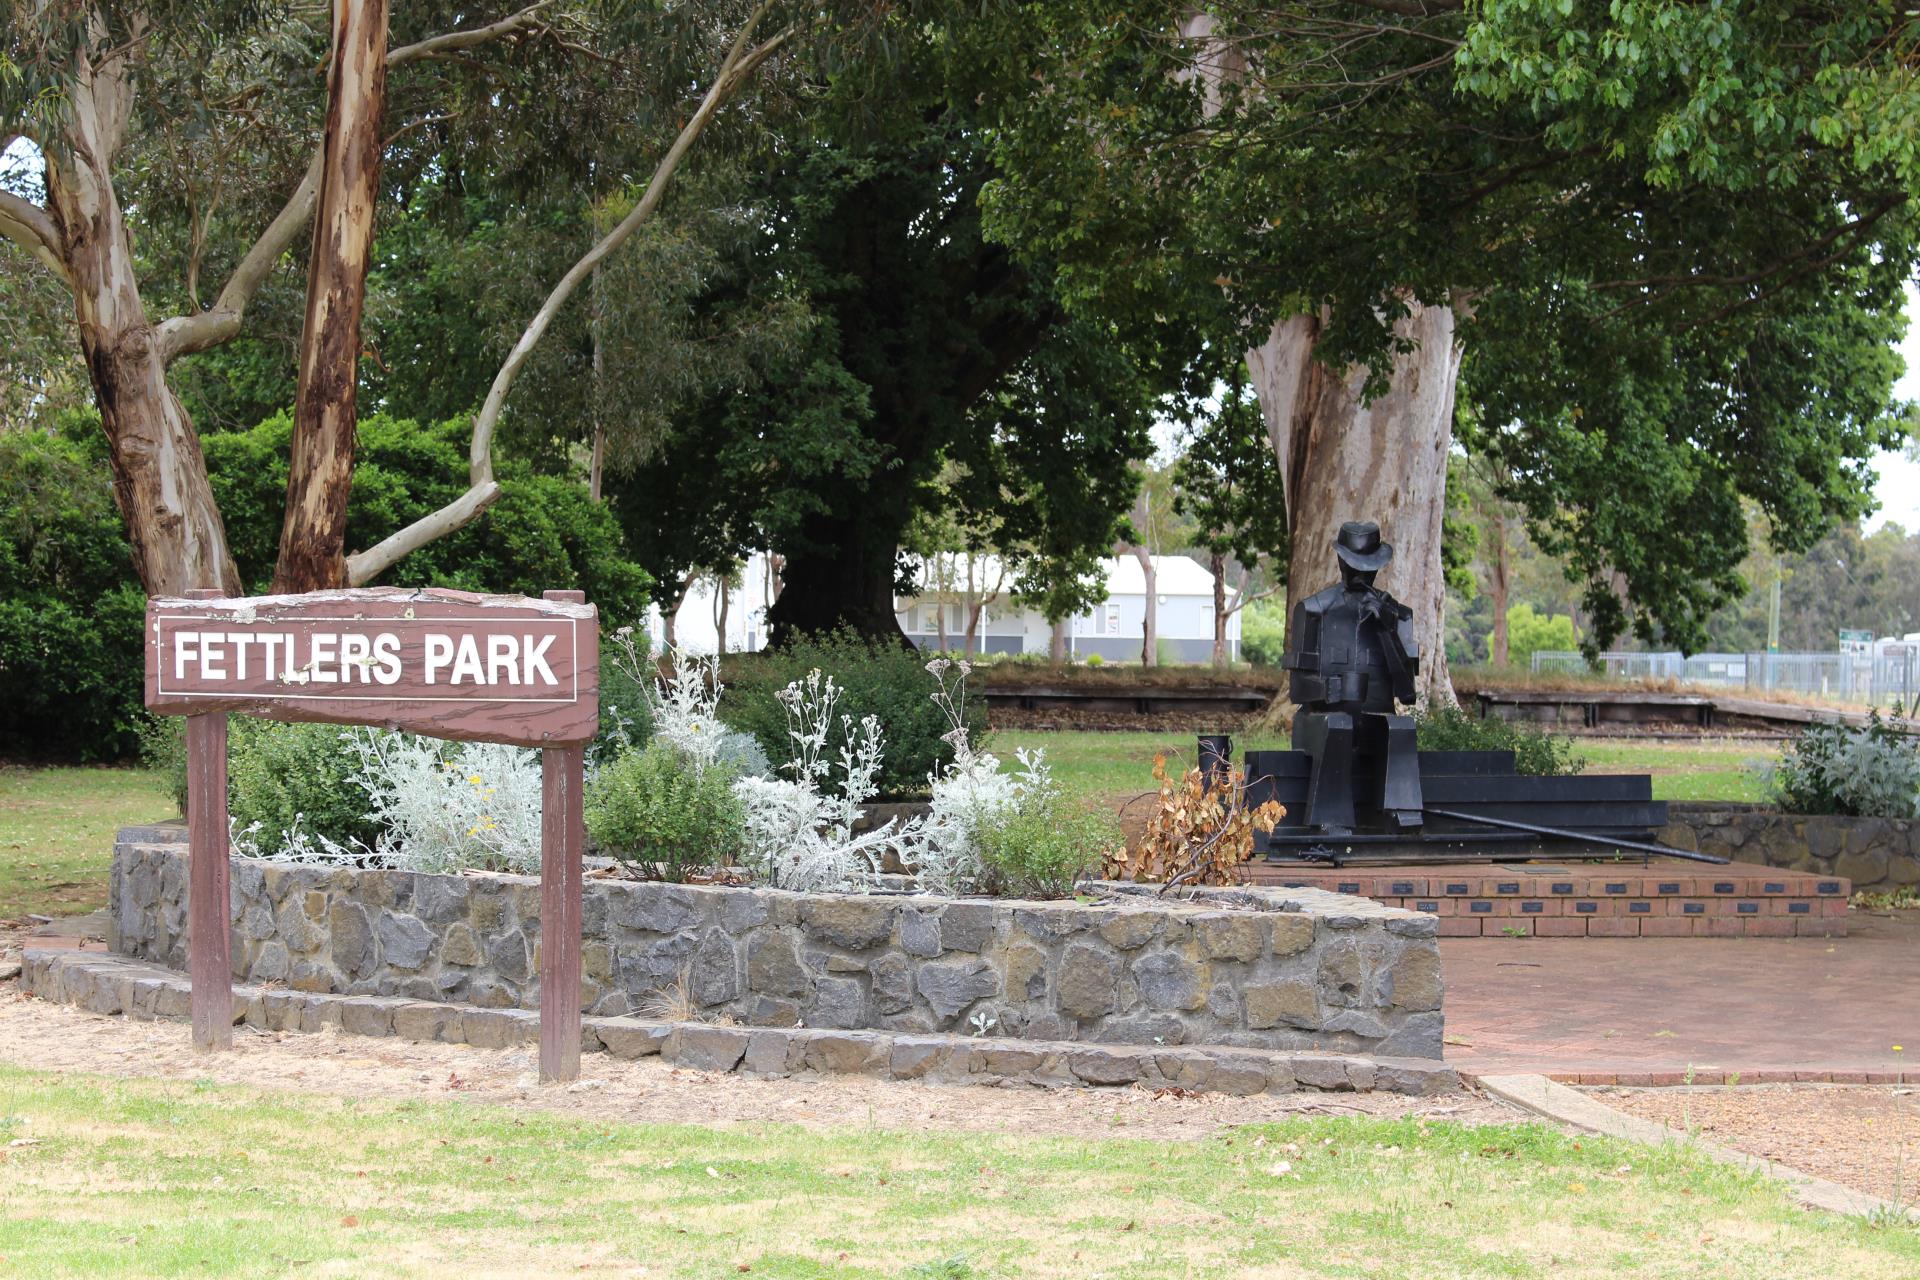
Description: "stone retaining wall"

(22, 949), (1457, 1096)
(1661, 806), (1918, 891)
(108, 832), (1443, 1059)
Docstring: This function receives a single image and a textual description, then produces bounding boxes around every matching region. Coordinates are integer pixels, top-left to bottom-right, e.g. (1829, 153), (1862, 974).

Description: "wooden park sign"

(144, 586), (600, 1082)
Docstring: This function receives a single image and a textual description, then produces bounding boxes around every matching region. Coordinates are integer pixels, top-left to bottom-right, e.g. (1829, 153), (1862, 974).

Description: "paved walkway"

(1442, 909), (1920, 1083)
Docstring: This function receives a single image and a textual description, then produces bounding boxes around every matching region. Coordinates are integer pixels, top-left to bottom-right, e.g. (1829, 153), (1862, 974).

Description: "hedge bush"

(721, 631), (987, 799)
(0, 426), (148, 759)
(1413, 704), (1585, 777)
(226, 720), (382, 854)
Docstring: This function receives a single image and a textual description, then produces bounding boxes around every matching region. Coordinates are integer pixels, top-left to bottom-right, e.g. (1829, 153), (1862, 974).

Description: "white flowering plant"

(904, 656), (1063, 896)
(237, 727), (544, 874)
(730, 669), (916, 891)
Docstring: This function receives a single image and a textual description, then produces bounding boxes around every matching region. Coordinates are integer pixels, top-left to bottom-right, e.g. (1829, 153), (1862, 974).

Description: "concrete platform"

(1441, 909), (1920, 1083)
(1247, 857), (1849, 937)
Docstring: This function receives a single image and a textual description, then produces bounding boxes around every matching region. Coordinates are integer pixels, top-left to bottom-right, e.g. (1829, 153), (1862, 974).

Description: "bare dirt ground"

(0, 986), (1521, 1141)
(1592, 1083), (1920, 1206)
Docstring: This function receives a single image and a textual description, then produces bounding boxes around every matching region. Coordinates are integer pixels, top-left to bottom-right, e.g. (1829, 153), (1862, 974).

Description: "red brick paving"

(1444, 909), (1920, 1083)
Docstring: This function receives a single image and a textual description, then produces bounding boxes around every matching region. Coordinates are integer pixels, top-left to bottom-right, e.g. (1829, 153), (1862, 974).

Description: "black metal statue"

(1281, 520), (1422, 834)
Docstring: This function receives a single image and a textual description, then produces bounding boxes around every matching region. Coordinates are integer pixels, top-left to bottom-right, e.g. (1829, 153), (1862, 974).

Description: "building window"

(919, 605), (939, 634)
(1105, 604), (1121, 635)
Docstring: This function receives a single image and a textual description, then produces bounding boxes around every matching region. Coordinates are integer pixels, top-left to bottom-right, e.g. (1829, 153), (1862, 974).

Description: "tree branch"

(346, 1), (796, 586)
(0, 190), (70, 284)
(386, 0), (555, 68)
(156, 0), (558, 364)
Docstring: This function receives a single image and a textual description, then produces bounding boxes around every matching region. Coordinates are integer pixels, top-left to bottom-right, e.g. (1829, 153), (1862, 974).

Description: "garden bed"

(107, 827), (1444, 1060)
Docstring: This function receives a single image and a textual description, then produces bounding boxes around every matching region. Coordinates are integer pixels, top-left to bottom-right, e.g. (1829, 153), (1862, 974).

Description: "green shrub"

(596, 652), (657, 759)
(0, 426), (148, 760)
(226, 720), (382, 853)
(203, 412), (653, 623)
(1084, 652), (1105, 668)
(722, 631), (986, 799)
(139, 715), (191, 816)
(586, 743), (745, 881)
(1240, 597), (1286, 666)
(975, 795), (1119, 899)
(1768, 708), (1920, 818)
(1505, 603), (1579, 667)
(1413, 704), (1585, 777)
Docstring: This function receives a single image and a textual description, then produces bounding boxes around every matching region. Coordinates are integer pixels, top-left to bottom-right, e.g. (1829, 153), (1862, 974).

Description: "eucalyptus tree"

(1, 0), (831, 596)
(982, 0), (1919, 689)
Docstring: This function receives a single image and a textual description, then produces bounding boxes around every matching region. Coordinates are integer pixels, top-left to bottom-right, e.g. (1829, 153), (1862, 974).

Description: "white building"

(643, 555), (780, 655)
(893, 553), (1237, 663)
(646, 550), (1240, 664)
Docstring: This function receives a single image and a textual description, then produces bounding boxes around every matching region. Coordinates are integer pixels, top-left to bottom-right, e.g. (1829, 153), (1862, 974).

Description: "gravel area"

(1589, 1083), (1920, 1205)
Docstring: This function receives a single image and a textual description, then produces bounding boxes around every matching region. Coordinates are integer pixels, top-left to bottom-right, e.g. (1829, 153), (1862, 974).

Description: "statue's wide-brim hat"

(1334, 520), (1393, 571)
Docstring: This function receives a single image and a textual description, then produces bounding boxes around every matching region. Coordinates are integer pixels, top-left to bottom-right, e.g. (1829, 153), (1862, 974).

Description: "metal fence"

(1530, 648), (1920, 705)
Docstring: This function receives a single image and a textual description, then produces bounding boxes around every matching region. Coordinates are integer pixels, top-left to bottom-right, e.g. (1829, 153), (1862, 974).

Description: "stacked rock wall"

(1661, 806), (1918, 891)
(109, 833), (1442, 1059)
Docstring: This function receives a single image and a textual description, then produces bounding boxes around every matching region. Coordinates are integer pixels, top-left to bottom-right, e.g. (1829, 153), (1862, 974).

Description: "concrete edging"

(19, 948), (1458, 1098)
(1474, 1072), (1914, 1221)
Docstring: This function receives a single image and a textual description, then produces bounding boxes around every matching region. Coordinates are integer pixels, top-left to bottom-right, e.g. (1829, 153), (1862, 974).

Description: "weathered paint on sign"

(144, 587), (599, 746)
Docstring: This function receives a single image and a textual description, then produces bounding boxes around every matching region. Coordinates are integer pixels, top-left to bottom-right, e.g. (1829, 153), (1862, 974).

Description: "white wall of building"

(894, 553), (1240, 662)
(643, 550), (1245, 663)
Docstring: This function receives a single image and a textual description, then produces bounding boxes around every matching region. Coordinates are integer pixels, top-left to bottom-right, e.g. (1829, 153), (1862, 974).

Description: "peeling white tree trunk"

(1130, 545), (1158, 668)
(43, 37), (240, 596)
(1245, 302), (1464, 708)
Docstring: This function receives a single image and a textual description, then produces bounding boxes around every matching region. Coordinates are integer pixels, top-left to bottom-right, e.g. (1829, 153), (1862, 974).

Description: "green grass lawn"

(0, 1064), (1913, 1278)
(992, 730), (1781, 805)
(989, 730), (1291, 801)
(0, 766), (173, 921)
(1573, 739), (1780, 804)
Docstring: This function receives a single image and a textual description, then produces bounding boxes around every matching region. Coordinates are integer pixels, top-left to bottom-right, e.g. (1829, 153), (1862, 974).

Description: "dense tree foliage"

(977, 1), (1918, 655)
(600, 26), (1189, 643)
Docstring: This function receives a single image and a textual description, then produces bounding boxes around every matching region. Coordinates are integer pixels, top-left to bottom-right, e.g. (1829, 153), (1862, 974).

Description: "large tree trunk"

(1050, 617), (1067, 665)
(276, 0), (390, 593)
(766, 509), (913, 648)
(1246, 301), (1464, 708)
(44, 39), (240, 597)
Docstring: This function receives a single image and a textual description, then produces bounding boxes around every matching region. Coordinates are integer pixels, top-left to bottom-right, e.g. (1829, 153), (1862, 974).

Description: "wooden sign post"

(144, 586), (599, 1082)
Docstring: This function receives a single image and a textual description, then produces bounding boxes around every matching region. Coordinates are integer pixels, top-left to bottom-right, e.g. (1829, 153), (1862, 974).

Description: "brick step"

(1245, 859), (1849, 938)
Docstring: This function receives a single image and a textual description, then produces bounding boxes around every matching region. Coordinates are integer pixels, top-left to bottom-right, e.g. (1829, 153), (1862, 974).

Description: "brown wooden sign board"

(146, 586), (599, 747)
(144, 586), (598, 1082)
